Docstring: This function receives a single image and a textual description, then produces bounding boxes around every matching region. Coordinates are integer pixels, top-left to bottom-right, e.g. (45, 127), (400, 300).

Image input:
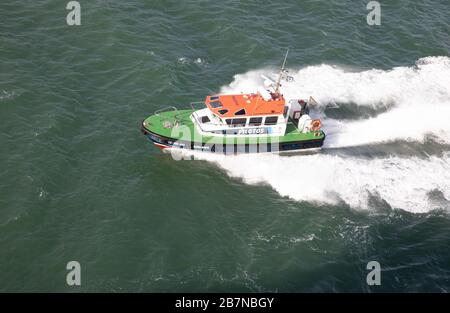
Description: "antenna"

(274, 49), (289, 94)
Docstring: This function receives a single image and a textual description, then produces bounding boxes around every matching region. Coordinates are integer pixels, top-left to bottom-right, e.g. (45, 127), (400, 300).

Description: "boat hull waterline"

(141, 109), (325, 155)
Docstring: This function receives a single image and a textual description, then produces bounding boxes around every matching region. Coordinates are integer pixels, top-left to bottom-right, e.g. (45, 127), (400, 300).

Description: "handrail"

(154, 106), (178, 116)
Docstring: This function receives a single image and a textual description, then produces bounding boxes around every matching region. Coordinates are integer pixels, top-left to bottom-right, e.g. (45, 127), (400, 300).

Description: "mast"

(274, 49), (289, 94)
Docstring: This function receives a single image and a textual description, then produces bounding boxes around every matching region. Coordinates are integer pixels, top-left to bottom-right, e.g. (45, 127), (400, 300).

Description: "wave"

(0, 90), (17, 101)
(187, 57), (450, 213)
(188, 151), (450, 213)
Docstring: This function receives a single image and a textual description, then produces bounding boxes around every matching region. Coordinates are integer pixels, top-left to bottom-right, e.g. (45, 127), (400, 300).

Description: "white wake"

(188, 151), (450, 213)
(221, 56), (450, 147)
(189, 57), (450, 213)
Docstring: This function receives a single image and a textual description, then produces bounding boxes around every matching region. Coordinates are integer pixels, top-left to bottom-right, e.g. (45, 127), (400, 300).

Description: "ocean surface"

(1, 0), (450, 292)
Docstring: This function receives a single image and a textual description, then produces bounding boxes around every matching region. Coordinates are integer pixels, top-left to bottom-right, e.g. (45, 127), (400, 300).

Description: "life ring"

(311, 119), (322, 131)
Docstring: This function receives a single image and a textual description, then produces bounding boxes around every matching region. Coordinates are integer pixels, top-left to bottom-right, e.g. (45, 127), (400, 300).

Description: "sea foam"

(192, 152), (450, 213)
(187, 57), (450, 213)
(221, 56), (450, 147)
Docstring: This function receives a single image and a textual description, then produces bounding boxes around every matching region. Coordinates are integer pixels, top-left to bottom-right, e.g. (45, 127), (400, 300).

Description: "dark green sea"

(1, 0), (450, 292)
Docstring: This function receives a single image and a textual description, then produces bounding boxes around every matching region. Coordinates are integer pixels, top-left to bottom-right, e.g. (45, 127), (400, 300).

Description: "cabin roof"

(205, 93), (285, 118)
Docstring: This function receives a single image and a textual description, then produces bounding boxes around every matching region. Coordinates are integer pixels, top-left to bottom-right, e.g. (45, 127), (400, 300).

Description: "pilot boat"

(141, 51), (325, 154)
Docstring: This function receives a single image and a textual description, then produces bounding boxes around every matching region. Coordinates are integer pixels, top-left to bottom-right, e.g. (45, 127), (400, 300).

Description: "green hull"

(141, 109), (325, 152)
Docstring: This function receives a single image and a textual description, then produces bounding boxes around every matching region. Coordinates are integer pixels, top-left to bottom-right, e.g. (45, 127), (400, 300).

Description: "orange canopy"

(205, 93), (285, 118)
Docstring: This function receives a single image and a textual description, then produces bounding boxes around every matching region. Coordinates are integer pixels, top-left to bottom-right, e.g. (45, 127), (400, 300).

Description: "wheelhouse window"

(218, 109), (228, 115)
(234, 108), (246, 116)
(210, 101), (222, 108)
(210, 96), (220, 101)
(226, 118), (247, 127)
(264, 116), (278, 125)
(249, 117), (263, 126)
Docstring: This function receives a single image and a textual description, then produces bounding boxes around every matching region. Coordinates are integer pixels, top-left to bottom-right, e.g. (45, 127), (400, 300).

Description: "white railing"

(154, 106), (178, 116)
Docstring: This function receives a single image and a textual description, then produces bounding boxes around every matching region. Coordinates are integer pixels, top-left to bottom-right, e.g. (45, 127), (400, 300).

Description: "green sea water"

(1, 0), (450, 292)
